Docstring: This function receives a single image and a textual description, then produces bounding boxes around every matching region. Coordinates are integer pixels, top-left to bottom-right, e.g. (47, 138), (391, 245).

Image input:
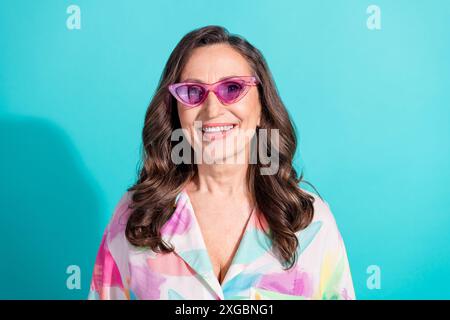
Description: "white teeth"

(202, 125), (235, 133)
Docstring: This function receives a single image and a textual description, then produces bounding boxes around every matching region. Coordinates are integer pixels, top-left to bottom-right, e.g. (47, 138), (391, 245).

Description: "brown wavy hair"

(126, 25), (321, 270)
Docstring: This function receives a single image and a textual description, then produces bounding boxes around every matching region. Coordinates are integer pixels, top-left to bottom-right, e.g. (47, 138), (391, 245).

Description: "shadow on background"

(0, 114), (103, 299)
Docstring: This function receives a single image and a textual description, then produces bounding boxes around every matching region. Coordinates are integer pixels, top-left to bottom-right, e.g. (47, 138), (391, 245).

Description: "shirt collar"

(160, 187), (273, 299)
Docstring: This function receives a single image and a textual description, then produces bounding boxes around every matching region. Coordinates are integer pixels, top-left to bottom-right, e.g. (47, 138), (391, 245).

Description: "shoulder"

(301, 188), (339, 231)
(296, 188), (343, 252)
(106, 190), (135, 242)
(91, 191), (135, 295)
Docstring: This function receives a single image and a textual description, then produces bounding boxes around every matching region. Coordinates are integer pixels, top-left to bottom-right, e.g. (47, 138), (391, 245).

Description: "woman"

(88, 25), (355, 300)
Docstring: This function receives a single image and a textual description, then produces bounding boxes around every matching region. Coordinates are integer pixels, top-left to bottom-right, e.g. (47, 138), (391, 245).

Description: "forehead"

(180, 44), (253, 83)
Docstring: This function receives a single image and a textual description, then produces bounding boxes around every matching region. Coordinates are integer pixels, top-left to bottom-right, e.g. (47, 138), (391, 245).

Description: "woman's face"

(176, 44), (262, 164)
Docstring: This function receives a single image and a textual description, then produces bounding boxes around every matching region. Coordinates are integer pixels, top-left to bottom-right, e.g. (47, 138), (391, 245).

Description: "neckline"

(180, 187), (257, 290)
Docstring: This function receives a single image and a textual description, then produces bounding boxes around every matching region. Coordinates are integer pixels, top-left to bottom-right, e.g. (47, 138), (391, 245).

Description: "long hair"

(126, 25), (320, 270)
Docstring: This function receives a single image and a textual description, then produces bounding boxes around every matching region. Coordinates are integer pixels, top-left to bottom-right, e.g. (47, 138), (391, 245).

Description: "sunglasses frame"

(168, 75), (259, 108)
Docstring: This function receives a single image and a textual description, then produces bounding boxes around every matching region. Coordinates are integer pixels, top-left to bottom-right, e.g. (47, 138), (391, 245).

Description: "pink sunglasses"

(168, 76), (259, 108)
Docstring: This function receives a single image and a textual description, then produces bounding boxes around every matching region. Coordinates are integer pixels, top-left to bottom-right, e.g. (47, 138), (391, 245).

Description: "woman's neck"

(188, 163), (250, 198)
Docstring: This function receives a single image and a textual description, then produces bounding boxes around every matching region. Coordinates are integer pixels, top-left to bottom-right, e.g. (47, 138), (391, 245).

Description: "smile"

(202, 124), (236, 133)
(200, 123), (237, 141)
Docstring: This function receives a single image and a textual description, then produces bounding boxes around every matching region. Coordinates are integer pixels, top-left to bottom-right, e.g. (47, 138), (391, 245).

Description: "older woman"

(88, 25), (355, 300)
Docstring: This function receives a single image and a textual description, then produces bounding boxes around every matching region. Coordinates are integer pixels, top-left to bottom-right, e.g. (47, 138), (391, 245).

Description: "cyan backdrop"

(1, 0), (449, 299)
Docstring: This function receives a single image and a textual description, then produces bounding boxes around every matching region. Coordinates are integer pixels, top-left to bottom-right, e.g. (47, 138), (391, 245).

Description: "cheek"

(233, 98), (261, 127)
(177, 107), (200, 148)
(177, 106), (197, 128)
(242, 90), (261, 124)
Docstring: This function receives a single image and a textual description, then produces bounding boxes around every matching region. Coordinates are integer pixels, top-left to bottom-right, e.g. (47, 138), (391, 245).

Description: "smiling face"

(176, 44), (262, 164)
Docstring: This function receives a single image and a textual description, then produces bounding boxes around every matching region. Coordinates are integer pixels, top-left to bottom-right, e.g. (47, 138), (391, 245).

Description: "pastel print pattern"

(88, 230), (129, 300)
(87, 188), (356, 300)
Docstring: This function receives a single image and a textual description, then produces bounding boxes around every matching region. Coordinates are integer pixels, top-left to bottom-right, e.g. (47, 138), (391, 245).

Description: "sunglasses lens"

(217, 81), (244, 103)
(176, 85), (205, 106)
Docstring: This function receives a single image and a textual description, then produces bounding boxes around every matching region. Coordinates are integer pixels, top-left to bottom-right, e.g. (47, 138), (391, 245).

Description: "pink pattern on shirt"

(91, 234), (124, 292)
(147, 253), (196, 276)
(160, 195), (192, 236)
(257, 267), (314, 297)
(128, 263), (166, 299)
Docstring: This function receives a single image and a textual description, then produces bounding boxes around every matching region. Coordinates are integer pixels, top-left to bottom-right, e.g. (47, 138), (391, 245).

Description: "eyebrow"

(179, 75), (242, 83)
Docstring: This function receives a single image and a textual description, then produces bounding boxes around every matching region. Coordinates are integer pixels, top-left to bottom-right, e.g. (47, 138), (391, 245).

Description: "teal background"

(1, 0), (449, 299)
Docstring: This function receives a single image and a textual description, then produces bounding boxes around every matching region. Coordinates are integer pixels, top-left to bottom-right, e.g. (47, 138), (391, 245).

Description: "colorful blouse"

(87, 187), (355, 300)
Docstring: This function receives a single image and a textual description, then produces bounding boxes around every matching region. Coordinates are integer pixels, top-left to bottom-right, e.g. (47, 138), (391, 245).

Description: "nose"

(201, 90), (224, 118)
